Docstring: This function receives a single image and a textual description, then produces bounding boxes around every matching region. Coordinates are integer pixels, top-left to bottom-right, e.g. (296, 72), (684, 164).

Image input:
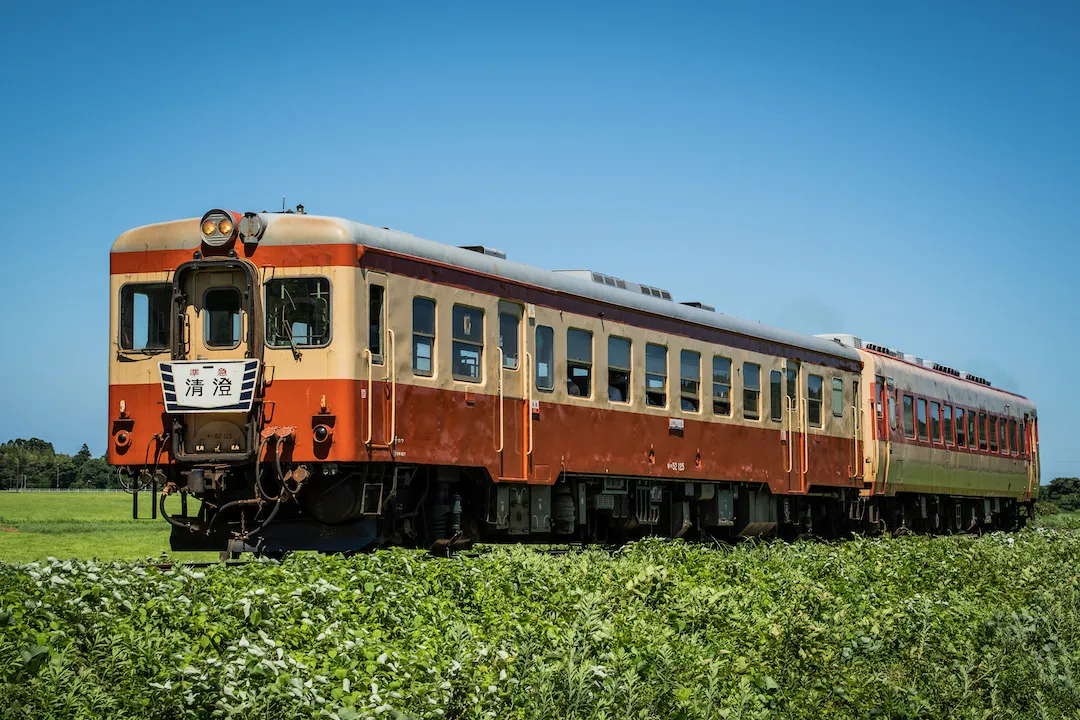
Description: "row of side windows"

(392, 295), (854, 425)
(899, 393), (1026, 455)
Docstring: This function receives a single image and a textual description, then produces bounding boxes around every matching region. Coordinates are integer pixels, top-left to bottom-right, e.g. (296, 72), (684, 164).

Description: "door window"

(535, 325), (554, 391)
(499, 311), (519, 370)
(204, 287), (241, 348)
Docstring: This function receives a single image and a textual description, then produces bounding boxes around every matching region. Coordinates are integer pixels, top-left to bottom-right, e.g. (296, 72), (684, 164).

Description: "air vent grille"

(961, 372), (992, 387)
(459, 245), (506, 260)
(933, 363), (961, 378)
(681, 301), (715, 312)
(639, 284), (672, 301)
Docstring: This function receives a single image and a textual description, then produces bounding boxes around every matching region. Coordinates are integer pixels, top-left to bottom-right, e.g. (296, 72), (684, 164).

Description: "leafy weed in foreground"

(1, 530), (1079, 719)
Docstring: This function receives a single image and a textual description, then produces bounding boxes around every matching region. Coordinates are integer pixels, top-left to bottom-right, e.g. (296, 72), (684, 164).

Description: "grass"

(0, 492), (215, 563)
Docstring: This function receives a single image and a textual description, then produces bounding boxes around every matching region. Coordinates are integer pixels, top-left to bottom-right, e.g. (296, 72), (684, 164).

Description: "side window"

(902, 395), (915, 438)
(566, 328), (593, 398)
(832, 378), (844, 418)
(204, 287), (241, 348)
(998, 417), (1007, 454)
(930, 401), (941, 443)
(452, 305), (484, 383)
(1019, 419), (1026, 454)
(680, 350), (701, 413)
(499, 310), (520, 370)
(607, 336), (631, 403)
(978, 412), (988, 451)
(769, 370), (783, 421)
(411, 298), (435, 376)
(743, 362), (761, 420)
(1009, 419), (1017, 455)
(989, 416), (999, 452)
(956, 408), (966, 447)
(943, 405), (954, 445)
(916, 398), (928, 441)
(645, 344), (668, 407)
(119, 283), (171, 351)
(713, 357), (732, 416)
(535, 325), (554, 392)
(969, 412), (978, 451)
(266, 278), (331, 348)
(888, 393), (897, 431)
(808, 374), (823, 427)
(369, 285), (385, 363)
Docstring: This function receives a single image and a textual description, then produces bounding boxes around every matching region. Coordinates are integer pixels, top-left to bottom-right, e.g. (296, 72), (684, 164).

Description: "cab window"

(266, 278), (331, 348)
(119, 283), (171, 351)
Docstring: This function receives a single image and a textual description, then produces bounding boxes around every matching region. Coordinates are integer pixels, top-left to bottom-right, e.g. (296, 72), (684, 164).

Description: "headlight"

(199, 209), (236, 247)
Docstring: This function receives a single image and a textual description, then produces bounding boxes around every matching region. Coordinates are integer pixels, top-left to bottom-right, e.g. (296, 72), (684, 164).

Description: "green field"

(0, 492), (216, 563)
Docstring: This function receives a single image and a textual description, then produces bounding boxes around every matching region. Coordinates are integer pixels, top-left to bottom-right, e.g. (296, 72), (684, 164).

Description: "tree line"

(1041, 476), (1080, 513)
(0, 438), (117, 489)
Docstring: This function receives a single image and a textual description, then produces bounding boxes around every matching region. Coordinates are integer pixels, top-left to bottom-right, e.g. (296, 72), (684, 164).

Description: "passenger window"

(832, 378), (844, 418)
(808, 375), (823, 427)
(1019, 419), (1026, 454)
(645, 344), (667, 407)
(956, 408), (966, 447)
(452, 305), (484, 383)
(916, 398), (928, 441)
(535, 325), (554, 392)
(368, 285), (384, 363)
(888, 393), (896, 431)
(608, 336), (631, 403)
(902, 395), (915, 438)
(499, 311), (519, 370)
(713, 356), (732, 416)
(1009, 419), (1017, 454)
(680, 350), (701, 412)
(978, 413), (987, 450)
(204, 287), (241, 348)
(989, 416), (999, 452)
(266, 278), (331, 348)
(969, 412), (978, 450)
(769, 370), (783, 421)
(566, 328), (592, 397)
(119, 283), (171, 351)
(998, 417), (1007, 454)
(743, 363), (761, 420)
(411, 298), (436, 376)
(930, 402), (941, 443)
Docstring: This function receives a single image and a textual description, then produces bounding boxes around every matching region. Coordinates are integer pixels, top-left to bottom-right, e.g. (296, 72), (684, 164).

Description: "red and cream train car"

(108, 209), (1037, 554)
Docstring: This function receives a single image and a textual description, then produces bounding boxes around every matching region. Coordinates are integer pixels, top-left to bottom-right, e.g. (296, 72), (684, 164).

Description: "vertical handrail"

(525, 351), (534, 455)
(801, 379), (809, 489)
(387, 329), (396, 449)
(784, 396), (793, 473)
(362, 349), (373, 445)
(495, 348), (505, 453)
(851, 403), (860, 480)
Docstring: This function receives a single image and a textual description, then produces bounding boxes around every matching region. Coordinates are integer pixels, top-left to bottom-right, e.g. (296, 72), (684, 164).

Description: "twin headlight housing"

(200, 209), (266, 247)
(200, 209), (237, 247)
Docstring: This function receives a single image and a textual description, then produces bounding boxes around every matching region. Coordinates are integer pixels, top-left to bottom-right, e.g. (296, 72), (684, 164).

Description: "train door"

(496, 301), (530, 481)
(164, 260), (262, 461)
(783, 361), (804, 492)
(363, 273), (396, 454)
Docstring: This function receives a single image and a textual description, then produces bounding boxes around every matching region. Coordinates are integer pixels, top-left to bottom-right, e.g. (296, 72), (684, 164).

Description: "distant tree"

(1042, 477), (1080, 512)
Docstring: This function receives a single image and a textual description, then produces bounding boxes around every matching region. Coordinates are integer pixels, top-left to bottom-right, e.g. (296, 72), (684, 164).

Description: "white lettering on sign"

(666, 461), (685, 472)
(159, 360), (259, 414)
(669, 418), (684, 431)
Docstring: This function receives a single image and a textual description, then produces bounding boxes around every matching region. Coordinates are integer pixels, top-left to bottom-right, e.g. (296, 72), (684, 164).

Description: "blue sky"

(1, 2), (1078, 479)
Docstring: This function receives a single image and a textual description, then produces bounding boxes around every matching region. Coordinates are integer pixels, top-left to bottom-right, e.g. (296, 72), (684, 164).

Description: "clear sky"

(1, 2), (1078, 479)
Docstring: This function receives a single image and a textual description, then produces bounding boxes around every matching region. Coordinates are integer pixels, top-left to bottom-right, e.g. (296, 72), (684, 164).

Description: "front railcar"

(109, 209), (378, 555)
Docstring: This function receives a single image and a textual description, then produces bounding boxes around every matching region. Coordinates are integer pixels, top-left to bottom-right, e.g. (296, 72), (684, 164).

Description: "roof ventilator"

(459, 245), (507, 260)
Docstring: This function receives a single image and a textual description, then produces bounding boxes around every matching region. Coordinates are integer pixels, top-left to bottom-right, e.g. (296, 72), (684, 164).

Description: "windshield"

(119, 283), (171, 351)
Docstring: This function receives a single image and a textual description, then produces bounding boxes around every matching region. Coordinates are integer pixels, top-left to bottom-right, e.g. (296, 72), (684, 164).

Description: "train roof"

(113, 212), (862, 364)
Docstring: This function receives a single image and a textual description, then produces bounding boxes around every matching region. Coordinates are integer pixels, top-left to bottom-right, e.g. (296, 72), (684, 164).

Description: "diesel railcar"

(107, 208), (1039, 555)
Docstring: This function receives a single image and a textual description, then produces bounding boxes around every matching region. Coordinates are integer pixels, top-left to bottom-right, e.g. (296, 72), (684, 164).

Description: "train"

(107, 207), (1040, 555)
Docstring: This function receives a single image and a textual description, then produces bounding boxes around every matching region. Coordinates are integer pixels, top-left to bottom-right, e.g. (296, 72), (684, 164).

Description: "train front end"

(109, 209), (376, 556)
